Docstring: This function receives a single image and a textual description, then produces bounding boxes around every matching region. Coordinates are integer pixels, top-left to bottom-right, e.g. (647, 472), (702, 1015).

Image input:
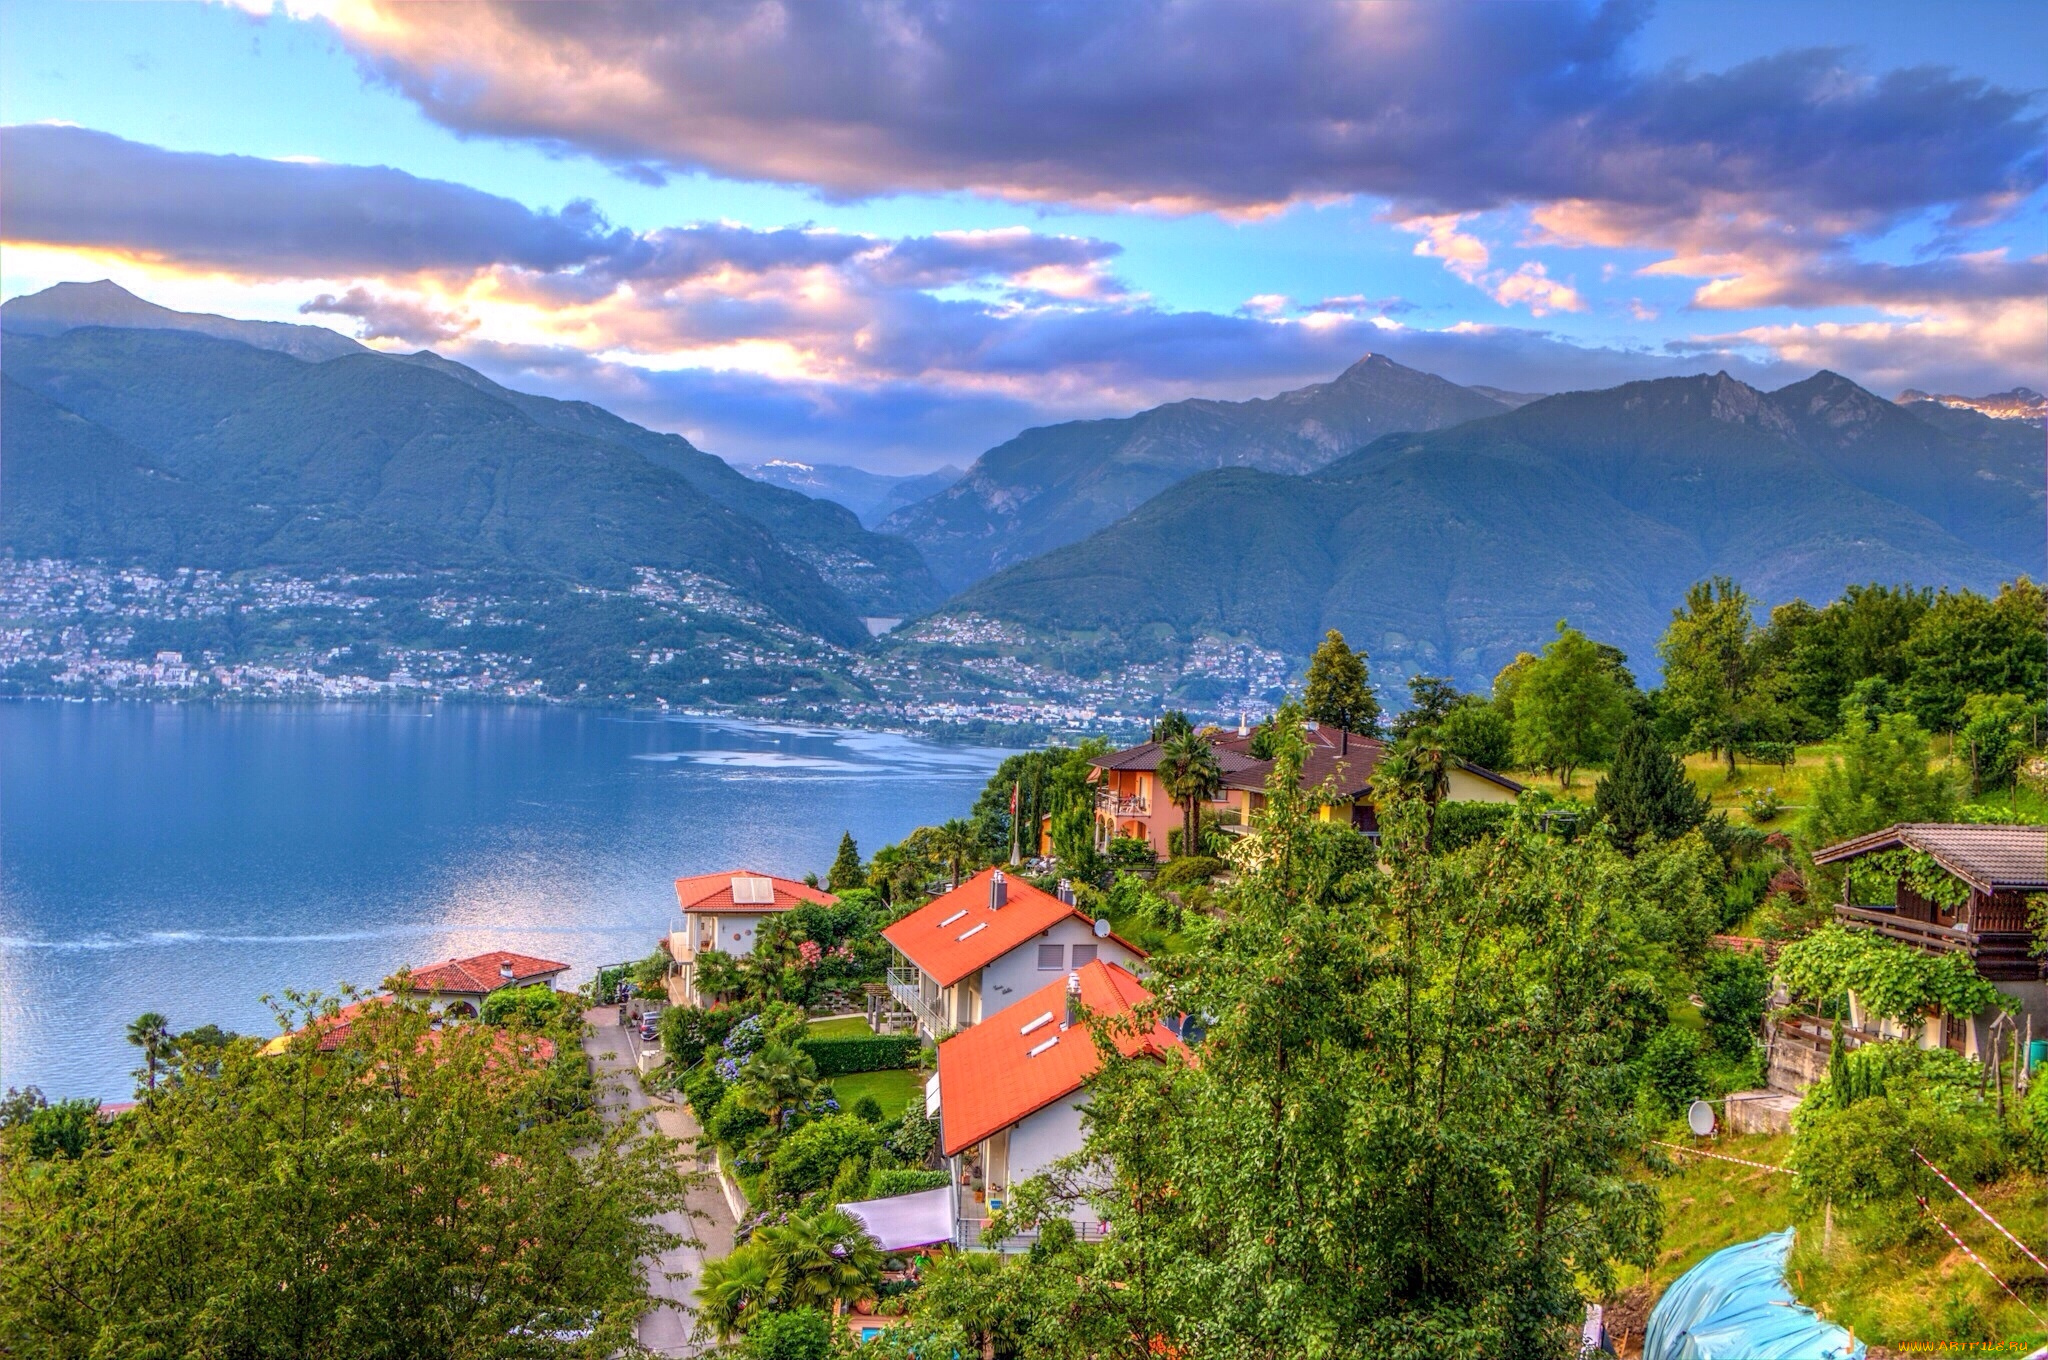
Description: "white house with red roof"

(881, 867), (1144, 1041)
(669, 870), (837, 1005)
(389, 950), (571, 1018)
(934, 959), (1184, 1249)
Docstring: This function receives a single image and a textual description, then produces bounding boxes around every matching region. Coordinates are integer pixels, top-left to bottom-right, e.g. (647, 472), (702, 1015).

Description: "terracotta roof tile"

(674, 870), (837, 914)
(936, 960), (1182, 1156)
(883, 868), (1143, 989)
(1813, 823), (2048, 893)
(400, 951), (571, 997)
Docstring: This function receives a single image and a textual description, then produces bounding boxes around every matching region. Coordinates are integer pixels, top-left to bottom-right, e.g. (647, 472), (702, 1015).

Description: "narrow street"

(583, 1008), (737, 1357)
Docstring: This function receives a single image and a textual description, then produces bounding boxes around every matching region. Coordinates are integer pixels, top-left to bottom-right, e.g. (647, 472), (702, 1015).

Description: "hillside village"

(13, 602), (2048, 1356)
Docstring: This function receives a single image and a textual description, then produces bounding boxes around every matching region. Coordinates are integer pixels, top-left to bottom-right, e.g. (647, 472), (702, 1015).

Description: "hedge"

(1435, 801), (1517, 851)
(798, 1033), (921, 1076)
(869, 1168), (950, 1198)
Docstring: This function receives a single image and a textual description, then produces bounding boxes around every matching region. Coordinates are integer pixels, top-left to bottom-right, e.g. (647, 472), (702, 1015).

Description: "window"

(1071, 943), (1098, 966)
(1037, 943), (1064, 970)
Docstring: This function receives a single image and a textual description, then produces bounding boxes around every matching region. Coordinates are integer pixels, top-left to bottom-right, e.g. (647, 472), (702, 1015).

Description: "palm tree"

(695, 1242), (775, 1341)
(935, 818), (981, 888)
(736, 1040), (819, 1130)
(755, 1208), (881, 1311)
(1157, 730), (1223, 858)
(1375, 735), (1452, 852)
(126, 1012), (174, 1094)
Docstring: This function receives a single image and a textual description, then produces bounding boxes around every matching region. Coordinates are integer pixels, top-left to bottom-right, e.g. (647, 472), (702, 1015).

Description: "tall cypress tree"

(826, 832), (863, 892)
(1593, 719), (1709, 854)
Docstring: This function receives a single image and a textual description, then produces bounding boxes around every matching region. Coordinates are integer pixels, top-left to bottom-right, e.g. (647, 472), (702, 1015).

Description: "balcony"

(888, 966), (947, 1037)
(1835, 903), (1972, 954)
(1095, 790), (1149, 817)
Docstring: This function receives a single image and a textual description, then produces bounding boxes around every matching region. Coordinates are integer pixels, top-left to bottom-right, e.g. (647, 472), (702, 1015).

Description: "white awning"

(837, 1186), (954, 1253)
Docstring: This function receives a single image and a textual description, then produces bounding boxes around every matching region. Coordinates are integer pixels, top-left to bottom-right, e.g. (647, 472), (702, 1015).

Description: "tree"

(1437, 699), (1514, 771)
(3, 991), (695, 1356)
(737, 1040), (820, 1131)
(1149, 710), (1193, 745)
(1303, 629), (1379, 736)
(1900, 582), (2047, 732)
(1957, 692), (2035, 794)
(1390, 675), (1463, 742)
(1803, 706), (1957, 850)
(1514, 621), (1629, 787)
(1594, 719), (1709, 854)
(1659, 577), (1784, 774)
(1490, 650), (1539, 725)
(1767, 584), (1930, 735)
(753, 1208), (881, 1311)
(934, 818), (981, 888)
(1155, 730), (1223, 859)
(827, 832), (863, 892)
(697, 1243), (776, 1342)
(125, 1011), (173, 1095)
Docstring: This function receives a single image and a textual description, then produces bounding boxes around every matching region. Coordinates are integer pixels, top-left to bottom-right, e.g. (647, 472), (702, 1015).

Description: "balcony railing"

(1095, 791), (1149, 816)
(888, 966), (947, 1037)
(1835, 904), (1973, 954)
(954, 1210), (1112, 1252)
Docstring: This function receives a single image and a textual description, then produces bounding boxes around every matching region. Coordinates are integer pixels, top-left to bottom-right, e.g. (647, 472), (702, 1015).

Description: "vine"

(1843, 849), (1970, 912)
(1777, 922), (2011, 1023)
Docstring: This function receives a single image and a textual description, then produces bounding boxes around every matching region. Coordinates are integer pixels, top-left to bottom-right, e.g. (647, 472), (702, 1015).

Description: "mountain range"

(737, 459), (964, 528)
(942, 370), (2045, 693)
(879, 354), (1511, 592)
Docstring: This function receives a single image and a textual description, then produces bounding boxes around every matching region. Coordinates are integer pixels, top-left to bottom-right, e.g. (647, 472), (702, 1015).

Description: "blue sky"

(4, 1), (2042, 470)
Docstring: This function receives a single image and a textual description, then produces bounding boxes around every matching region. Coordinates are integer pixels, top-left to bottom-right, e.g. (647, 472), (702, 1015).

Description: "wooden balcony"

(1835, 904), (1972, 954)
(1095, 790), (1149, 816)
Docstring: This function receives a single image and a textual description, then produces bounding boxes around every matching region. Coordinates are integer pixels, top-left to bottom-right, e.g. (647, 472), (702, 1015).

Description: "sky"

(3, 0), (2043, 472)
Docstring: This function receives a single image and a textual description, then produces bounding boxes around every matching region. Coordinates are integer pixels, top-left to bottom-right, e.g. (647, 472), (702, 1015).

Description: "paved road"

(583, 1009), (737, 1356)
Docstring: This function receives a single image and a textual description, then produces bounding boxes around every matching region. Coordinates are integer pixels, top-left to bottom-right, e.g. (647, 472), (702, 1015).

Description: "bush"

(797, 1033), (921, 1077)
(1698, 949), (1771, 1058)
(661, 1006), (745, 1069)
(1791, 1071), (2005, 1247)
(705, 1089), (769, 1149)
(744, 1306), (832, 1360)
(1154, 855), (1225, 890)
(764, 1114), (880, 1201)
(1434, 801), (1515, 851)
(852, 1095), (885, 1124)
(27, 1099), (101, 1160)
(868, 1167), (950, 1197)
(684, 1064), (729, 1127)
(1638, 1026), (1705, 1118)
(478, 984), (565, 1030)
(1105, 836), (1157, 875)
(885, 1094), (939, 1166)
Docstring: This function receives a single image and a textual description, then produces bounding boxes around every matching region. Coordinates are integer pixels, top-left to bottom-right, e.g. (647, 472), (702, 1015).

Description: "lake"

(0, 702), (1011, 1100)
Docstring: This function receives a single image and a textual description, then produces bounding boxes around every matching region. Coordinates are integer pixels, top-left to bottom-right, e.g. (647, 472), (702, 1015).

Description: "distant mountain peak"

(1897, 386), (2048, 422)
(2, 279), (366, 362)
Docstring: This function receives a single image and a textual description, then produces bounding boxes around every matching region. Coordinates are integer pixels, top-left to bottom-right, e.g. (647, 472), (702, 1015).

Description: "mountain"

(1, 279), (368, 362)
(937, 371), (2041, 694)
(1896, 386), (2048, 422)
(879, 354), (1510, 591)
(738, 460), (966, 528)
(1, 281), (942, 618)
(2, 325), (871, 646)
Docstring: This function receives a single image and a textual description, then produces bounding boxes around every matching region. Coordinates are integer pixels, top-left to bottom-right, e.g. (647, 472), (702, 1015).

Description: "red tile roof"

(882, 868), (1143, 989)
(937, 960), (1182, 1156)
(1813, 823), (2048, 894)
(1099, 725), (1517, 802)
(398, 950), (571, 998)
(674, 869), (837, 914)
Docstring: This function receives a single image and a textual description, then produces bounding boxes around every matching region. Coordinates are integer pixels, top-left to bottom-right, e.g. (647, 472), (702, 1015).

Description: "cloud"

(301, 286), (477, 343)
(1486, 262), (1584, 317)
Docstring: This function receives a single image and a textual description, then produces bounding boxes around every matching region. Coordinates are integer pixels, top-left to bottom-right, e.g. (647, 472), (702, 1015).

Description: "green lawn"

(807, 1015), (875, 1039)
(826, 1067), (922, 1118)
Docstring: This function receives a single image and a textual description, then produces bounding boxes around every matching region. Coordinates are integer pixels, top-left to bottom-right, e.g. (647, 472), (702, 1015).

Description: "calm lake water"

(0, 703), (1010, 1100)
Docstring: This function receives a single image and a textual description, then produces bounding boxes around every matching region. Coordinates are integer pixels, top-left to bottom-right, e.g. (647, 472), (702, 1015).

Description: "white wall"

(978, 919), (1143, 1021)
(1446, 768), (1518, 803)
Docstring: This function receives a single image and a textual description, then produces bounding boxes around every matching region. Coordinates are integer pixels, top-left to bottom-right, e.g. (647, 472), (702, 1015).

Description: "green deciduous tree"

(1900, 581), (2047, 732)
(1303, 628), (1379, 735)
(1659, 577), (1785, 774)
(1957, 691), (2037, 794)
(1766, 584), (1930, 736)
(1155, 730), (1223, 860)
(1802, 708), (1957, 851)
(1594, 719), (1710, 854)
(827, 832), (863, 892)
(1514, 621), (1630, 787)
(1436, 697), (1515, 771)
(3, 992), (694, 1357)
(1390, 675), (1463, 742)
(1149, 709), (1193, 745)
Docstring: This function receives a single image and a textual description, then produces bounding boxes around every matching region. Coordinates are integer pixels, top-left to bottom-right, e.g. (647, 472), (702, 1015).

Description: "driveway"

(583, 1008), (737, 1356)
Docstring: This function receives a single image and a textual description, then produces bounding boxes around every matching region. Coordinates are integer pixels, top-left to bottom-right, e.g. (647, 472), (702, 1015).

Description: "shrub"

(885, 1094), (939, 1166)
(1154, 855), (1225, 890)
(27, 1098), (101, 1160)
(478, 984), (565, 1030)
(765, 1114), (880, 1201)
(743, 1306), (832, 1360)
(1638, 1026), (1705, 1118)
(796, 1033), (921, 1077)
(705, 1089), (770, 1149)
(662, 1006), (745, 1069)
(852, 1095), (885, 1124)
(1433, 801), (1515, 851)
(684, 1064), (729, 1127)
(868, 1167), (950, 1198)
(1698, 949), (1771, 1058)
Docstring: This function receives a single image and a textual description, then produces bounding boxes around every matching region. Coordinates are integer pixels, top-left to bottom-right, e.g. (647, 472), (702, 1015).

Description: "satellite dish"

(1686, 1100), (1717, 1137)
(1093, 918), (1112, 938)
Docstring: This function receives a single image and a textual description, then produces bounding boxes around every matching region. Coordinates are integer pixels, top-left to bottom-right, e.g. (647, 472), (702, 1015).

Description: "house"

(669, 870), (837, 1005)
(1081, 722), (1522, 858)
(1811, 822), (2048, 1060)
(933, 959), (1185, 1250)
(393, 950), (571, 1018)
(882, 867), (1145, 1041)
(258, 993), (558, 1064)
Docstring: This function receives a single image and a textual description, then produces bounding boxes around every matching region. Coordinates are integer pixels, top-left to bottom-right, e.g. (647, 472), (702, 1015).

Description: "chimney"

(1056, 878), (1075, 906)
(1064, 971), (1082, 1028)
(499, 959), (516, 980)
(989, 870), (1007, 910)
(1238, 711), (1249, 736)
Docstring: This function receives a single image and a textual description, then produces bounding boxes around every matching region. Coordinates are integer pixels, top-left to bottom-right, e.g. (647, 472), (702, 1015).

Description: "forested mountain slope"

(941, 371), (2040, 691)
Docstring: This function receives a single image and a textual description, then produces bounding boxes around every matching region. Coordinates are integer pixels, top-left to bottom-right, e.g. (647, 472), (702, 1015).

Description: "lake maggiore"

(0, 702), (1010, 1100)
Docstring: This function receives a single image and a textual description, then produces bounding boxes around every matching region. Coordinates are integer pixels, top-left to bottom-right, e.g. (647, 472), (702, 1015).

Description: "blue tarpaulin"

(1642, 1229), (1865, 1360)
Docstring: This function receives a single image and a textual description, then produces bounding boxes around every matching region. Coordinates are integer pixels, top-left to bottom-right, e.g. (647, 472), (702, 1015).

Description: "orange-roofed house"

(882, 867), (1145, 1041)
(669, 870), (837, 1006)
(390, 950), (571, 1018)
(935, 959), (1184, 1250)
